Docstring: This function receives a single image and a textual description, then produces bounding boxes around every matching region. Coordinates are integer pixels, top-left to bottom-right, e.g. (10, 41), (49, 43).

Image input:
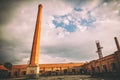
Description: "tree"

(4, 62), (12, 70)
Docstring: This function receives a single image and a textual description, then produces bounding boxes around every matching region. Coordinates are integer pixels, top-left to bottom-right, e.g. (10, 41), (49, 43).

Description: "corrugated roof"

(12, 65), (27, 69)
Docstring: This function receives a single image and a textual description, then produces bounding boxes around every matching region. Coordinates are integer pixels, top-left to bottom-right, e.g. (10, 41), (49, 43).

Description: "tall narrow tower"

(26, 4), (42, 78)
(114, 37), (120, 51)
(96, 41), (103, 59)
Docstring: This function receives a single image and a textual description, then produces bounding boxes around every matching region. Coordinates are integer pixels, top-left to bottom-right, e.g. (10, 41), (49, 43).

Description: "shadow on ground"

(1, 75), (120, 80)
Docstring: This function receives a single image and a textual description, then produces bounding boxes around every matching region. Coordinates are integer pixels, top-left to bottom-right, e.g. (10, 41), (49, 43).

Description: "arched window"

(80, 69), (83, 74)
(40, 70), (43, 73)
(97, 66), (100, 73)
(14, 71), (18, 77)
(103, 65), (107, 72)
(111, 63), (117, 72)
(64, 69), (67, 74)
(72, 69), (76, 73)
(22, 71), (26, 75)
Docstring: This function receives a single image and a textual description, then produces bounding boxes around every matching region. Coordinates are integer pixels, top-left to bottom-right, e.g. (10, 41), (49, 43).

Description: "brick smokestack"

(26, 4), (43, 77)
(114, 37), (120, 51)
(96, 41), (103, 59)
(29, 4), (42, 66)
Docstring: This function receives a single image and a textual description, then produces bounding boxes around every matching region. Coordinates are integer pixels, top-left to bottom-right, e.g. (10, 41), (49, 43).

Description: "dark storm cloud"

(0, 38), (31, 64)
(0, 0), (21, 26)
(0, 0), (33, 64)
(0, 0), (34, 26)
(64, 0), (92, 5)
(103, 0), (119, 3)
(66, 0), (84, 4)
(0, 39), (19, 63)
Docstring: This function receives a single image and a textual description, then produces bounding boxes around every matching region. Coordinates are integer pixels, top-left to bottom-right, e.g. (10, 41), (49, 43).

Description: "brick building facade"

(11, 63), (84, 77)
(82, 51), (120, 77)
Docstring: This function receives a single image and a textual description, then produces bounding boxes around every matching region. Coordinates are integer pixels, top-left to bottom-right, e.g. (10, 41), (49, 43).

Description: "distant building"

(0, 65), (9, 78)
(82, 51), (120, 77)
(11, 63), (84, 77)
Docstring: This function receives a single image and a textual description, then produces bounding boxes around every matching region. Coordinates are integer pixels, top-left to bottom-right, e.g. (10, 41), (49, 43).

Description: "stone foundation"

(26, 66), (39, 78)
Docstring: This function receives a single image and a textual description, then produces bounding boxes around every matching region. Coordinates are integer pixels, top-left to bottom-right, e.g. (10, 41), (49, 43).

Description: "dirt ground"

(1, 75), (119, 80)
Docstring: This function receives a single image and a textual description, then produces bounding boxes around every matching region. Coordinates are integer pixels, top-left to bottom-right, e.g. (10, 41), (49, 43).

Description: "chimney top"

(39, 4), (43, 8)
(114, 36), (120, 51)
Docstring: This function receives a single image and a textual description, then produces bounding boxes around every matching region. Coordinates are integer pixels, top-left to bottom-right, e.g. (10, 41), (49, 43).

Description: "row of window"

(14, 68), (84, 76)
(91, 63), (117, 73)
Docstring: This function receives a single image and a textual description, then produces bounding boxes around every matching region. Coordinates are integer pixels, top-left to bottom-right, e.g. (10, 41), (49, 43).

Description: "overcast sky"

(0, 0), (120, 64)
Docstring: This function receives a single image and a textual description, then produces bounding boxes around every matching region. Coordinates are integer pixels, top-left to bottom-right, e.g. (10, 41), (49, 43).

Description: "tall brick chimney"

(114, 37), (120, 51)
(26, 4), (42, 78)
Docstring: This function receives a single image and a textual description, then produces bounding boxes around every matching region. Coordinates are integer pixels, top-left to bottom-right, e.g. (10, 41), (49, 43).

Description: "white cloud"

(63, 19), (69, 25)
(43, 0), (73, 16)
(40, 0), (120, 61)
(81, 0), (102, 11)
